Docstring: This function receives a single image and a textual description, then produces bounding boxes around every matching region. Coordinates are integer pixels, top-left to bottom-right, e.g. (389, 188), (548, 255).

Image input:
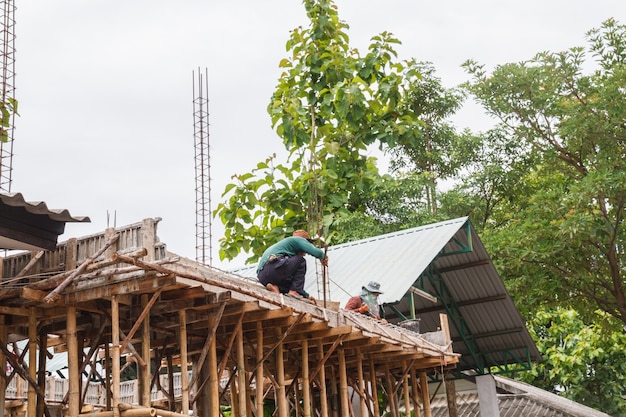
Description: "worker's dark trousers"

(257, 255), (307, 294)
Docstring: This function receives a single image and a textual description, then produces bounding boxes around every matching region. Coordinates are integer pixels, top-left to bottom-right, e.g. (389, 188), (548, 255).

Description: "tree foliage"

(463, 18), (626, 325)
(520, 308), (626, 416)
(216, 0), (462, 262)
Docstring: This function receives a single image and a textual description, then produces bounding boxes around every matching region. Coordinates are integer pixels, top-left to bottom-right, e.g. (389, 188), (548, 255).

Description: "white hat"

(363, 281), (383, 294)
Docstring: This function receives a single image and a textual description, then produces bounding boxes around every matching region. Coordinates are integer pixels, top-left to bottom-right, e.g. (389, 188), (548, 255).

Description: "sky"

(8, 0), (623, 268)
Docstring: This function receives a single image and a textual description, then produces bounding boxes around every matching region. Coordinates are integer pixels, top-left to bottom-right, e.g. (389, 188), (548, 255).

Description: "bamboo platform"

(0, 218), (459, 417)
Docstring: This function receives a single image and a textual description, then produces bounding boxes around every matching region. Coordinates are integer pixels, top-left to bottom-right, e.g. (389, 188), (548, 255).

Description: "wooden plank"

(63, 274), (176, 303)
(282, 325), (353, 343)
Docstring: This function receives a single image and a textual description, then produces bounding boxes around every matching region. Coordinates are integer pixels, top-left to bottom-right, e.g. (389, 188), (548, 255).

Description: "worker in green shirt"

(256, 230), (328, 301)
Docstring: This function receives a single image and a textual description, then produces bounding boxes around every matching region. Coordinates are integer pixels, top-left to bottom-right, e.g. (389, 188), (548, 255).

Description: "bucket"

(398, 319), (421, 333)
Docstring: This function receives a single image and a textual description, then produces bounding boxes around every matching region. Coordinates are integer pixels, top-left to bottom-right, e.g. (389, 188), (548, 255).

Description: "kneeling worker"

(256, 230), (328, 302)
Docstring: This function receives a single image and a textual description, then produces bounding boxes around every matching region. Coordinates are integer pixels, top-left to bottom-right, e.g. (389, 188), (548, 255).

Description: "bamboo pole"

(236, 324), (247, 417)
(317, 340), (328, 417)
(16, 250), (44, 279)
(338, 349), (349, 417)
(0, 250), (44, 298)
(112, 296), (122, 417)
(369, 357), (380, 417)
(121, 289), (161, 356)
(166, 354), (175, 411)
(410, 368), (421, 417)
(44, 233), (120, 302)
(356, 349), (366, 417)
(301, 339), (311, 417)
(36, 327), (48, 417)
(275, 341), (288, 417)
(120, 409), (157, 417)
(384, 366), (398, 417)
(27, 308), (36, 417)
(179, 310), (190, 414)
(66, 305), (81, 417)
(79, 412), (114, 417)
(208, 316), (219, 416)
(153, 410), (190, 417)
(230, 379), (240, 417)
(329, 367), (338, 417)
(0, 316), (5, 417)
(294, 379), (302, 417)
(255, 321), (264, 417)
(419, 372), (432, 417)
(141, 293), (152, 406)
(402, 362), (411, 417)
(189, 301), (227, 390)
(105, 342), (112, 409)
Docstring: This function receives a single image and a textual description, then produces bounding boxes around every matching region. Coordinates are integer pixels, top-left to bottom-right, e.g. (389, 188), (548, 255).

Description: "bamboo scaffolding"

(419, 372), (432, 417)
(275, 338), (287, 417)
(316, 339), (329, 417)
(27, 308), (36, 417)
(178, 310), (190, 414)
(140, 293), (152, 406)
(369, 357), (380, 417)
(208, 315), (219, 416)
(67, 306), (81, 417)
(112, 296), (121, 417)
(356, 349), (366, 417)
(402, 362), (411, 417)
(338, 349), (349, 417)
(0, 316), (5, 417)
(410, 367), (421, 417)
(121, 289), (161, 356)
(255, 321), (264, 417)
(385, 366), (398, 417)
(301, 339), (311, 417)
(44, 234), (120, 303)
(236, 324), (247, 417)
(189, 301), (227, 393)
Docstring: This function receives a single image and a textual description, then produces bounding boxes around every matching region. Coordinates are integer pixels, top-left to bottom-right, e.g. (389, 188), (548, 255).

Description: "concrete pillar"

(476, 374), (500, 417)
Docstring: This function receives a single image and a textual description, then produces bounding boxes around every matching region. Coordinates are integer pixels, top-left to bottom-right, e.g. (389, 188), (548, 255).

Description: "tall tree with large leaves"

(463, 18), (626, 325)
(216, 0), (454, 263)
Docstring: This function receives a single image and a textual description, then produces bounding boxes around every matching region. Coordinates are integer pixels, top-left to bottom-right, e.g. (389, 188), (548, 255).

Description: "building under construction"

(0, 216), (461, 417)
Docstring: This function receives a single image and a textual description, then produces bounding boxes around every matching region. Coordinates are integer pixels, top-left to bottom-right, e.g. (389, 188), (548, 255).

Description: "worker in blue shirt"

(257, 230), (328, 301)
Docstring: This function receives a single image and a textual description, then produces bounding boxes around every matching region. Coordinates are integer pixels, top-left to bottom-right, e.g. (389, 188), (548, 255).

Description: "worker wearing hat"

(257, 230), (328, 301)
(345, 281), (386, 322)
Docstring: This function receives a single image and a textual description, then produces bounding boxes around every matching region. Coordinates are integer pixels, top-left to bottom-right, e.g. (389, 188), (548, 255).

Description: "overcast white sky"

(9, 0), (623, 268)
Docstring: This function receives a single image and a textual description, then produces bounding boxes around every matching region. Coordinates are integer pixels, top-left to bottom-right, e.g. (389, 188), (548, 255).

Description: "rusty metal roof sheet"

(0, 192), (90, 223)
(0, 192), (90, 250)
(232, 217), (541, 374)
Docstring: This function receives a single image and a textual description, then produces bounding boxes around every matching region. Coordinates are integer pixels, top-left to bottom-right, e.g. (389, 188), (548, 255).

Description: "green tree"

(463, 18), (626, 325)
(520, 308), (626, 416)
(386, 62), (465, 216)
(216, 0), (461, 262)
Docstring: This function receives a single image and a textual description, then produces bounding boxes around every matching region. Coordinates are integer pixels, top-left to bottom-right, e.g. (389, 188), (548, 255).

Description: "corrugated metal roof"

(231, 217), (541, 373)
(0, 192), (90, 223)
(429, 376), (612, 417)
(0, 192), (91, 250)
